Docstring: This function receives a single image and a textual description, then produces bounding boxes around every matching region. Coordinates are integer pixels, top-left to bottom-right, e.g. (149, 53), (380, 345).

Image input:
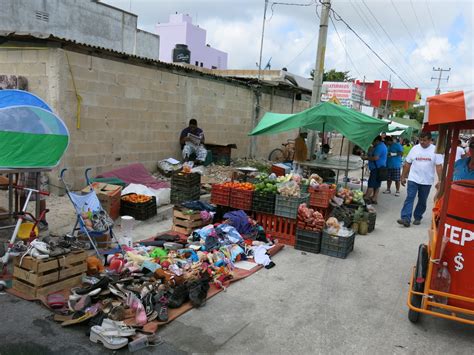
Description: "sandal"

(101, 319), (136, 337)
(89, 325), (128, 350)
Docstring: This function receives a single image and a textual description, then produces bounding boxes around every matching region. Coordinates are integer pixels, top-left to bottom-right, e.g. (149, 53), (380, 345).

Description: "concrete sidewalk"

(1, 186), (474, 354)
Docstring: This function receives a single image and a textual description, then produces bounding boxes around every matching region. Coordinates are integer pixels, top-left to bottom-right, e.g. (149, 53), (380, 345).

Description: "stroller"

(60, 168), (122, 258)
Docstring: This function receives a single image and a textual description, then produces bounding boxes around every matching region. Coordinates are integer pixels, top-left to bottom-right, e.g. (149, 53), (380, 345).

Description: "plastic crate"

(120, 195), (157, 221)
(254, 212), (296, 246)
(170, 187), (200, 205)
(368, 211), (376, 233)
(274, 193), (309, 219)
(171, 172), (201, 189)
(309, 187), (336, 208)
(210, 184), (231, 206)
(295, 229), (321, 254)
(252, 192), (276, 214)
(320, 230), (356, 259)
(229, 188), (253, 210)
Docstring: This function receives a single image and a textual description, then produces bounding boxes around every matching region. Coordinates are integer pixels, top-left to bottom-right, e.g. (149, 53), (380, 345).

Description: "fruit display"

(254, 174), (278, 194)
(336, 188), (364, 205)
(221, 182), (255, 190)
(297, 203), (325, 231)
(121, 194), (152, 203)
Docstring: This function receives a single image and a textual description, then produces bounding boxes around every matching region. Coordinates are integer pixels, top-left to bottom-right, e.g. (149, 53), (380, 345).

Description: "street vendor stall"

(249, 102), (389, 186)
(407, 89), (474, 325)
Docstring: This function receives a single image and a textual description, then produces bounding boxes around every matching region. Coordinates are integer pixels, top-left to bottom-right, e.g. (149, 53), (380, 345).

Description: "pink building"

(155, 14), (228, 69)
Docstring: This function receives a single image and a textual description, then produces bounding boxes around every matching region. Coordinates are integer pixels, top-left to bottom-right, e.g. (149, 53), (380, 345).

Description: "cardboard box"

(81, 182), (122, 220)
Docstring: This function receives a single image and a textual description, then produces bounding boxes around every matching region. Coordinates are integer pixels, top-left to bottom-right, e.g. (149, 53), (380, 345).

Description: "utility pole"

(309, 0), (331, 156)
(431, 67), (451, 95)
(383, 75), (391, 119)
(250, 0), (269, 159)
(257, 0), (269, 81)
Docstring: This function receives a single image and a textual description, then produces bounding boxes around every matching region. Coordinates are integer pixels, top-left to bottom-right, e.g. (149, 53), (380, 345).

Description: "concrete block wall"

(0, 47), (310, 189)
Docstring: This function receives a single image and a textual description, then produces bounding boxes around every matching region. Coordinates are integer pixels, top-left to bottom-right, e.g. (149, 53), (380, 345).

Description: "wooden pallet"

(172, 207), (205, 234)
(13, 250), (87, 298)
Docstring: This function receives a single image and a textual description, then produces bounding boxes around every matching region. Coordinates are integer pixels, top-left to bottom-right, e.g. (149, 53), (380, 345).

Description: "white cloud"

(103, 0), (474, 95)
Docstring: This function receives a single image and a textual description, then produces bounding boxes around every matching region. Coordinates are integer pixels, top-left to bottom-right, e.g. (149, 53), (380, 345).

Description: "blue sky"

(104, 0), (473, 97)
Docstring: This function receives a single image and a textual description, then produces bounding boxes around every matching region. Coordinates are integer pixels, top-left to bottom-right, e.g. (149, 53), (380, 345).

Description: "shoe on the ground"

(397, 219), (410, 227)
(89, 325), (128, 350)
(383, 190), (391, 194)
(394, 191), (400, 197)
(413, 220), (421, 225)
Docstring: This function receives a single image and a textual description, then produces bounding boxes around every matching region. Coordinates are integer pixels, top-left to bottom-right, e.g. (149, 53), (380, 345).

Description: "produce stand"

(407, 90), (474, 325)
(300, 156), (364, 188)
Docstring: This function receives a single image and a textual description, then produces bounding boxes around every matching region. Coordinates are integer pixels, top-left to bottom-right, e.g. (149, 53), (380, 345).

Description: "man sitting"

(180, 119), (207, 164)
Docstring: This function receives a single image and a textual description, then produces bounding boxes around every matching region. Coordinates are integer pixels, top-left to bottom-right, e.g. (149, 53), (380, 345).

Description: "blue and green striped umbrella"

(0, 90), (69, 168)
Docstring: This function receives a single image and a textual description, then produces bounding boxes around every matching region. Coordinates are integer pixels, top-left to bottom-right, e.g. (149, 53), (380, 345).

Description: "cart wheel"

(408, 244), (428, 323)
(408, 293), (422, 323)
(268, 148), (284, 163)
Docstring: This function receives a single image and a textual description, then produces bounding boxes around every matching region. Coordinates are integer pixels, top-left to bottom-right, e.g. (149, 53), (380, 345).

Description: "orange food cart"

(407, 90), (474, 324)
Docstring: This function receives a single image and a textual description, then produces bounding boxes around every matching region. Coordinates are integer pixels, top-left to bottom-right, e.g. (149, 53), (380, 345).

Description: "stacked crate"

(170, 172), (201, 204)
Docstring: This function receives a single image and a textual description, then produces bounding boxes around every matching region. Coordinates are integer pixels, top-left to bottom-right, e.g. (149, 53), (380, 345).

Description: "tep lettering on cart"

(180, 119), (207, 165)
(397, 131), (443, 227)
(453, 136), (474, 181)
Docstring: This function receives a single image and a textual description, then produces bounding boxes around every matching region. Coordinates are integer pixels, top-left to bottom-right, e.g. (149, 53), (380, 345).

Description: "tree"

(309, 68), (354, 82)
(394, 106), (424, 123)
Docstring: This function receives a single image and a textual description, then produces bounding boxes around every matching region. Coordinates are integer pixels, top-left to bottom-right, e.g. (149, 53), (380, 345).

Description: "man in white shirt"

(397, 132), (443, 227)
(455, 140), (466, 161)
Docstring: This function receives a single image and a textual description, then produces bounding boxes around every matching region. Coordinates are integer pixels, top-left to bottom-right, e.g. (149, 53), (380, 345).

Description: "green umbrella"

(249, 102), (388, 151)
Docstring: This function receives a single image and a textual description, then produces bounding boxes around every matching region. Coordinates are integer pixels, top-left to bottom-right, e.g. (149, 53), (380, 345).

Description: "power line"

(409, 0), (425, 40)
(390, 0), (420, 47)
(329, 5), (412, 88)
(360, 0), (418, 87)
(285, 33), (318, 68)
(426, 0), (440, 37)
(268, 0), (316, 21)
(329, 13), (362, 79)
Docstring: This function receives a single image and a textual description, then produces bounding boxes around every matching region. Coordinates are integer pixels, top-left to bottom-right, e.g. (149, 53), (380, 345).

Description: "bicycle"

(268, 139), (295, 163)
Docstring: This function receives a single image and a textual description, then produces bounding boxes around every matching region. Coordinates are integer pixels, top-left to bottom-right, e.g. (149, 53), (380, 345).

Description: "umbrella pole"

(345, 140), (350, 188)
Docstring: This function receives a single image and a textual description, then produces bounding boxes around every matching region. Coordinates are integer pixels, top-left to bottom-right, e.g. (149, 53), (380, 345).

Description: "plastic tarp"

(424, 90), (474, 126)
(0, 90), (69, 169)
(249, 102), (388, 151)
(383, 119), (409, 136)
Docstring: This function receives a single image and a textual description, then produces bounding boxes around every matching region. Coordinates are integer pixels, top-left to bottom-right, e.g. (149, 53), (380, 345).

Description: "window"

(195, 61), (199, 66)
(211, 66), (217, 69)
(200, 62), (203, 67)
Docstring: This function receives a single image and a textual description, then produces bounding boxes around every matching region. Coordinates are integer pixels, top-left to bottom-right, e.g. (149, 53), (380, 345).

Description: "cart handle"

(85, 168), (92, 186)
(60, 168), (68, 180)
(14, 185), (50, 196)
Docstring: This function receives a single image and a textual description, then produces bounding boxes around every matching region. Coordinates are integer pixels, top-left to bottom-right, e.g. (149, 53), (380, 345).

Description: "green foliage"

(394, 106), (424, 124)
(309, 68), (354, 82)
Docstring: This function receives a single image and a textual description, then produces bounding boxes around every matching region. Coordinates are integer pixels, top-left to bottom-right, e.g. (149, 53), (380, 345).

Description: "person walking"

(397, 132), (443, 227)
(383, 136), (403, 196)
(363, 136), (387, 205)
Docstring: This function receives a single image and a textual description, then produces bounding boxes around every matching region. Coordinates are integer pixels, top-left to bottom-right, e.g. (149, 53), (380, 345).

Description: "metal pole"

(257, 0), (269, 81)
(384, 75), (391, 119)
(309, 0), (331, 156)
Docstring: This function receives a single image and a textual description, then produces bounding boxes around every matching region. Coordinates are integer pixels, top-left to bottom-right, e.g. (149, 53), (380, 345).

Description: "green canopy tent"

(249, 102), (389, 187)
(249, 102), (388, 151)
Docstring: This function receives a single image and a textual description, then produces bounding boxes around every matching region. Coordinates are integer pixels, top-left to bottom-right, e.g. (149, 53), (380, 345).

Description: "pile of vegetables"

(308, 173), (324, 188)
(122, 194), (152, 203)
(329, 205), (355, 227)
(336, 188), (364, 205)
(297, 203), (325, 231)
(221, 182), (255, 191)
(277, 181), (300, 197)
(254, 174), (278, 194)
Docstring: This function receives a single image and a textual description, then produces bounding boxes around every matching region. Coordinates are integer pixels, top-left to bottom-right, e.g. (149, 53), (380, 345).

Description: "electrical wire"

(285, 32), (318, 68)
(329, 5), (412, 88)
(390, 0), (421, 48)
(426, 0), (440, 38)
(360, 0), (419, 87)
(409, 0), (425, 40)
(268, 0), (316, 22)
(329, 14), (362, 79)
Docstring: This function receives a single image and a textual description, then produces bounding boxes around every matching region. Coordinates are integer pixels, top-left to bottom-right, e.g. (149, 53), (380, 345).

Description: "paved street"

(1, 187), (474, 354)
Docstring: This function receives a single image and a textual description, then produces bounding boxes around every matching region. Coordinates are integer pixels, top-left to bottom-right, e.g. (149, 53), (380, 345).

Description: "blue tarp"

(0, 89), (53, 111)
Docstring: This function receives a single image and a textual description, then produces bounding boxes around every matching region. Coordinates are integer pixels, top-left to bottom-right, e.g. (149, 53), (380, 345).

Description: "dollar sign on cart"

(454, 252), (464, 272)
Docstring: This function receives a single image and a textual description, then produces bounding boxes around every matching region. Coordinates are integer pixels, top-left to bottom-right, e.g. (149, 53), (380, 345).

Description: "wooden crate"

(13, 251), (87, 298)
(172, 207), (206, 235)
